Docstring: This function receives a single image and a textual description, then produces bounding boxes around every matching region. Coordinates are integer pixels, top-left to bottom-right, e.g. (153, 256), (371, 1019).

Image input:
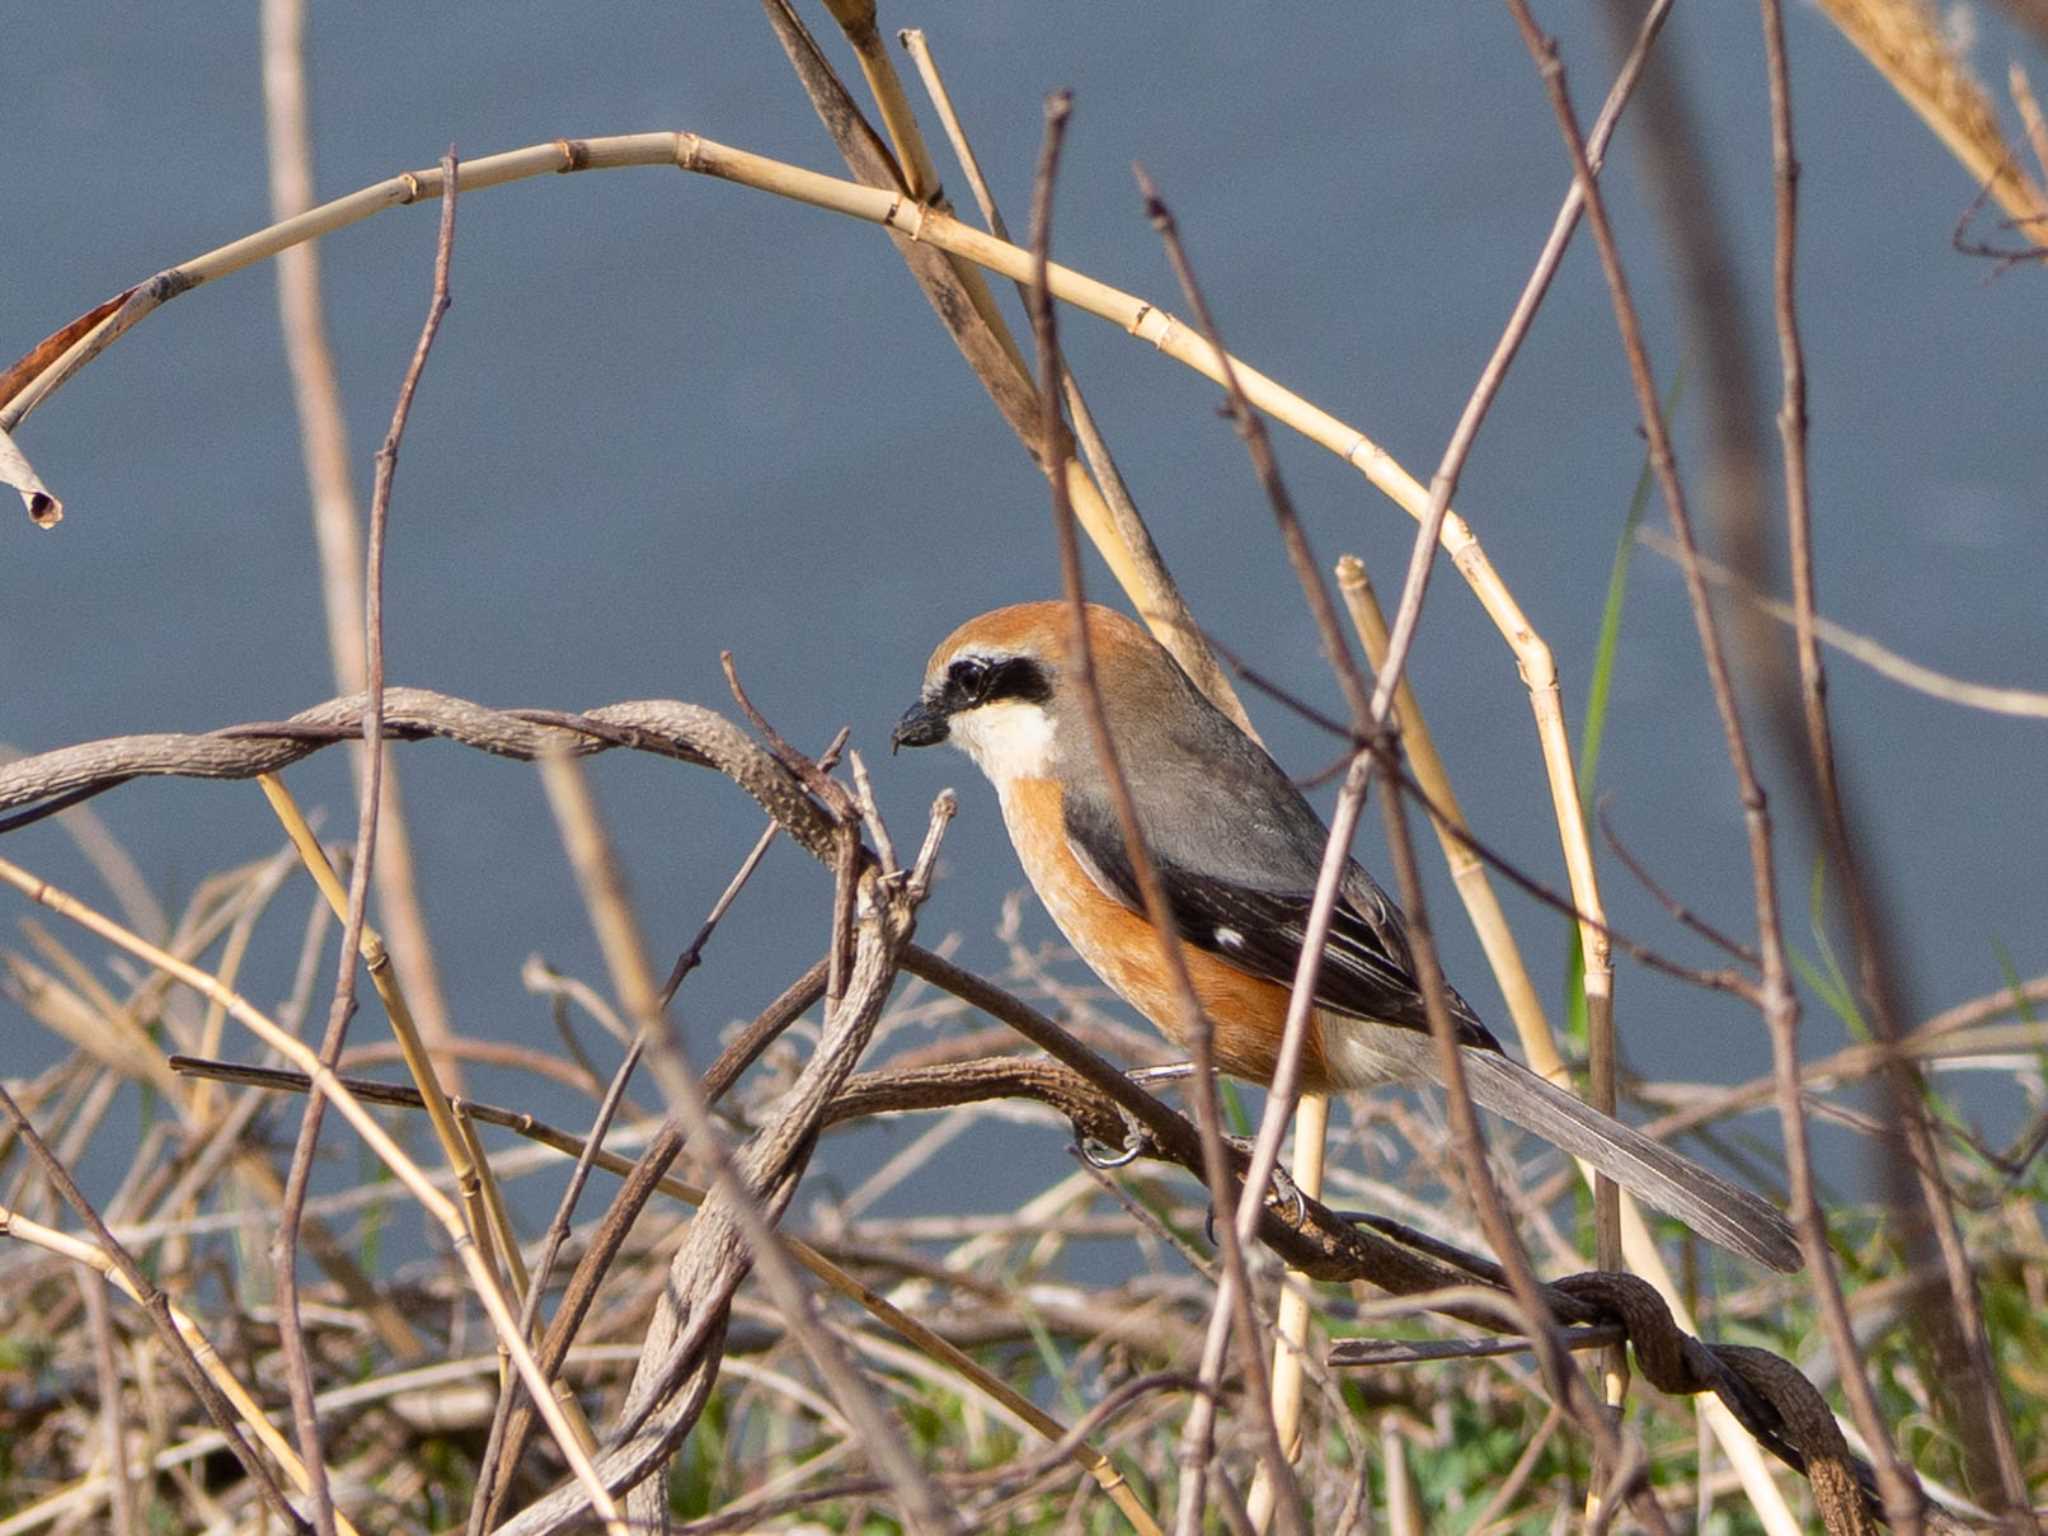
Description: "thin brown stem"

(1504, 5), (1915, 1530)
(1368, 752), (1667, 1534)
(1025, 92), (1302, 1536)
(270, 145), (457, 1536)
(262, 0), (458, 1105)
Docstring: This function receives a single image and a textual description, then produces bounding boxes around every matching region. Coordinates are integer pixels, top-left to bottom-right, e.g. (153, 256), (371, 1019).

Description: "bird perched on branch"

(892, 600), (1800, 1273)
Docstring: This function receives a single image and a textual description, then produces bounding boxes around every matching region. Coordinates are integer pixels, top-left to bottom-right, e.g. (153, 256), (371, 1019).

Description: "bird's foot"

(1203, 1144), (1305, 1245)
(1076, 1104), (1147, 1169)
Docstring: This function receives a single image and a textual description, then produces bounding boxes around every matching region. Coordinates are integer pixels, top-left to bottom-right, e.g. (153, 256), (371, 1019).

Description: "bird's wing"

(1061, 789), (1501, 1052)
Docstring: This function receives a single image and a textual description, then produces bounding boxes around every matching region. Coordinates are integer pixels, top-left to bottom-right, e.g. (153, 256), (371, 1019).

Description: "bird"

(891, 600), (1801, 1273)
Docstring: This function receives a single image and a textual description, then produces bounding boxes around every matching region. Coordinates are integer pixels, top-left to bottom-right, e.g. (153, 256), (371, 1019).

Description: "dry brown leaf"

(0, 423), (61, 527)
(0, 286), (134, 414)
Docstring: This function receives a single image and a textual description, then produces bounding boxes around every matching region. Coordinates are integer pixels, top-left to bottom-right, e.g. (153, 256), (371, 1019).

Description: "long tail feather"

(1375, 1034), (1802, 1273)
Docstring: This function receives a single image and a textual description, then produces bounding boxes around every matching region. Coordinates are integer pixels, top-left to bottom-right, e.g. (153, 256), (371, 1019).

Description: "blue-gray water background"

(4, 5), (2044, 1268)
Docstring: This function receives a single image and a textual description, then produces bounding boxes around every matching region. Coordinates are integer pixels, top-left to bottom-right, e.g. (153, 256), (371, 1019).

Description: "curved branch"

(0, 687), (837, 861)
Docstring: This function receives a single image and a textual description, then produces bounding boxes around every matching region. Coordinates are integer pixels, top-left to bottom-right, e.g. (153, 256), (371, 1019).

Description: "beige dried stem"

(812, 0), (1031, 378)
(1817, 0), (2048, 233)
(0, 852), (634, 1534)
(6, 844), (431, 1366)
(256, 773), (520, 1311)
(892, 28), (1251, 734)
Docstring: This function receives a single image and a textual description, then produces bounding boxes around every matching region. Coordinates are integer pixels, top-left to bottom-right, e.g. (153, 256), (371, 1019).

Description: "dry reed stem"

(816, 0), (1039, 387)
(256, 775), (510, 1291)
(1244, 1091), (1326, 1534)
(1816, 0), (2048, 231)
(462, 1039), (637, 1533)
(0, 854), (633, 1533)
(1024, 94), (1302, 1536)
(271, 146), (458, 1534)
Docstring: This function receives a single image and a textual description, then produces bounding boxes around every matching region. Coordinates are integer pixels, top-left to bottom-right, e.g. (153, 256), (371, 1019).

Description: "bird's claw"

(1077, 1105), (1147, 1169)
(1203, 1149), (1306, 1246)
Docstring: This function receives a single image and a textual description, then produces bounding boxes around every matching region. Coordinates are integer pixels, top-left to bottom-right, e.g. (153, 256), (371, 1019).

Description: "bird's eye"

(947, 657), (991, 701)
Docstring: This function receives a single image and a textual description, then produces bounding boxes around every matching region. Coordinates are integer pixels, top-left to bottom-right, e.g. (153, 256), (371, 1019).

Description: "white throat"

(947, 700), (1056, 786)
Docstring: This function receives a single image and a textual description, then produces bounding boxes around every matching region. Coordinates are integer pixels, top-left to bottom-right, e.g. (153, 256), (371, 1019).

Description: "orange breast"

(999, 778), (1332, 1090)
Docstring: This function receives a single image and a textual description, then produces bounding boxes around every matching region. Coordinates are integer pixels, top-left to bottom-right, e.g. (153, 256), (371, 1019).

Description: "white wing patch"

(1214, 925), (1245, 949)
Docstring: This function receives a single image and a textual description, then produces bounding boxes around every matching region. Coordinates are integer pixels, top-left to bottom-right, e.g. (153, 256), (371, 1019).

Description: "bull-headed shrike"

(893, 601), (1800, 1273)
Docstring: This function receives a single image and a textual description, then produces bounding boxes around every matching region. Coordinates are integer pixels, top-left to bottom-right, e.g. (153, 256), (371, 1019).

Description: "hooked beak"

(891, 697), (950, 753)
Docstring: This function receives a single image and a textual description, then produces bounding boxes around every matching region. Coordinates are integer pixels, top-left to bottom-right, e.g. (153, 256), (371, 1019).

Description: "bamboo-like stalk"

(256, 773), (511, 1296)
(817, 0), (938, 201)
(0, 852), (632, 1535)
(0, 1203), (368, 1536)
(1244, 1090), (1327, 1534)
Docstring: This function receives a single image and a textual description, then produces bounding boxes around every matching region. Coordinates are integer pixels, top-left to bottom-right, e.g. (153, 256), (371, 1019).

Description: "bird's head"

(892, 601), (1168, 787)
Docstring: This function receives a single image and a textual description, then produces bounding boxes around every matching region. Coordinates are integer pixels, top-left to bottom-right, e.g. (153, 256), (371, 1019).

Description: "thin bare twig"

(1025, 91), (1303, 1536)
(1596, 799), (1761, 967)
(262, 0), (458, 1105)
(271, 144), (457, 1536)
(1131, 166), (1361, 1535)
